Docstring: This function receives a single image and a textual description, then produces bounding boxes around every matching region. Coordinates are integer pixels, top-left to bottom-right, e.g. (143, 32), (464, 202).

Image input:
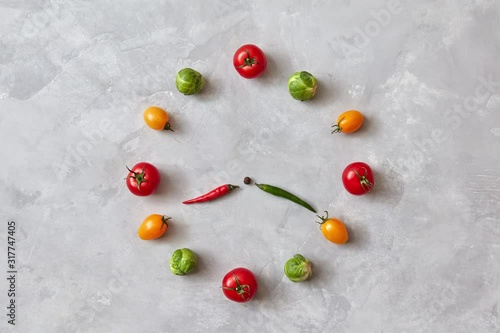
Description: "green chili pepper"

(255, 183), (317, 213)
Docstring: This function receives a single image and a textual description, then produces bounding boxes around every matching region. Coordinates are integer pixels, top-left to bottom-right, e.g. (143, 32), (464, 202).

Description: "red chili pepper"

(182, 184), (239, 204)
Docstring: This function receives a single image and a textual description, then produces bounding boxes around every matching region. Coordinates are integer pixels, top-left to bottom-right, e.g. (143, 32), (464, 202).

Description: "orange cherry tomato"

(317, 211), (348, 244)
(331, 110), (364, 134)
(143, 106), (174, 131)
(138, 214), (170, 240)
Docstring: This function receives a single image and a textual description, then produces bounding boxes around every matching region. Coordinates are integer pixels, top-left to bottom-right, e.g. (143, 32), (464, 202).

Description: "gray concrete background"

(1, 0), (499, 332)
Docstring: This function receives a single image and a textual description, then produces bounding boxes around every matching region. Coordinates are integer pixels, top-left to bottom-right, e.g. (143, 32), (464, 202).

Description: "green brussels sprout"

(284, 254), (312, 282)
(175, 68), (205, 95)
(288, 71), (318, 101)
(170, 248), (197, 275)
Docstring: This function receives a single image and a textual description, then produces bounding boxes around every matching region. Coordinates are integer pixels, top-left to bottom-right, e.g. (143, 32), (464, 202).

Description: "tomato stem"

(353, 168), (373, 191)
(237, 50), (258, 68)
(126, 166), (148, 190)
(331, 117), (344, 134)
(161, 216), (171, 229)
(316, 211), (329, 225)
(164, 122), (175, 132)
(126, 166), (134, 174)
(223, 274), (251, 300)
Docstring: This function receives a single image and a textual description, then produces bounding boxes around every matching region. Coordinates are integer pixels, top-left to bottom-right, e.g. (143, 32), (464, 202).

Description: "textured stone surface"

(1, 1), (499, 332)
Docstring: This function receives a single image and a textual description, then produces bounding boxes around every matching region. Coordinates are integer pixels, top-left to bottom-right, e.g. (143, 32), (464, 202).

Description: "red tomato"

(222, 267), (258, 303)
(125, 162), (161, 196)
(342, 162), (375, 195)
(233, 44), (267, 79)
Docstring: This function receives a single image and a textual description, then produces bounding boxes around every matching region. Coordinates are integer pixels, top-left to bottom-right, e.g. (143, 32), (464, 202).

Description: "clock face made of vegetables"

(126, 44), (372, 302)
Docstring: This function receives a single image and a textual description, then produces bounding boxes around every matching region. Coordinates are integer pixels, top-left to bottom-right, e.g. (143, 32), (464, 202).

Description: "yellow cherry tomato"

(138, 214), (170, 240)
(331, 110), (364, 134)
(143, 106), (174, 131)
(317, 211), (348, 244)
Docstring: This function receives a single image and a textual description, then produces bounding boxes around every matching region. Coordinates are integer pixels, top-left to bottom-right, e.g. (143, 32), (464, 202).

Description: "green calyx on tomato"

(237, 50), (258, 68)
(126, 166), (148, 190)
(160, 216), (171, 229)
(164, 122), (174, 131)
(316, 210), (330, 225)
(331, 117), (345, 133)
(223, 274), (251, 300)
(354, 168), (373, 192)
